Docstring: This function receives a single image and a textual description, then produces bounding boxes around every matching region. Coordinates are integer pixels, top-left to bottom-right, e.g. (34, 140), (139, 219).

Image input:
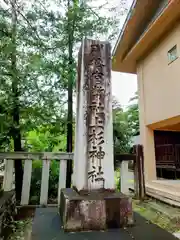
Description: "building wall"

(137, 64), (156, 182)
(140, 23), (180, 126)
(137, 22), (180, 182)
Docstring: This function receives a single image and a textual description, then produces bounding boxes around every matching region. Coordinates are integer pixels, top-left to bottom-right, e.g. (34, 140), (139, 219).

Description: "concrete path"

(31, 207), (177, 240)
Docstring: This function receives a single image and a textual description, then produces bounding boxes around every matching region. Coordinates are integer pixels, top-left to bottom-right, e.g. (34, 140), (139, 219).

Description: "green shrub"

(30, 160), (42, 204)
(30, 162), (121, 204)
(48, 160), (59, 199)
(30, 160), (59, 204)
(115, 169), (120, 191)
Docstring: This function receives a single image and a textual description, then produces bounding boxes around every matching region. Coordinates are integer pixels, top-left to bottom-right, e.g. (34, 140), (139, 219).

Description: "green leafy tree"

(27, 0), (126, 187)
(127, 91), (139, 136)
(0, 0), (24, 201)
(112, 97), (131, 167)
(0, 0), (67, 200)
(0, 0), (127, 197)
(113, 110), (131, 154)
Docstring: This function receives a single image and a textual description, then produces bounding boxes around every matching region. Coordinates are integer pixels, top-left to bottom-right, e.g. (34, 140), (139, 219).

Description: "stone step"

(146, 183), (180, 207)
(147, 183), (180, 196)
(146, 201), (180, 221)
(152, 180), (180, 191)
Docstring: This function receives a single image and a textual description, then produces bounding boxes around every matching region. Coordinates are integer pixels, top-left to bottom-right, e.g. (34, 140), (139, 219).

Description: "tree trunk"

(66, 0), (74, 188)
(11, 0), (23, 202)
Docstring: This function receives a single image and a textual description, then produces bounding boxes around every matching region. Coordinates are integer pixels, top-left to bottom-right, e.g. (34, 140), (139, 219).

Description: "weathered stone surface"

(74, 39), (114, 192)
(0, 190), (16, 238)
(60, 188), (133, 232)
(67, 38), (133, 233)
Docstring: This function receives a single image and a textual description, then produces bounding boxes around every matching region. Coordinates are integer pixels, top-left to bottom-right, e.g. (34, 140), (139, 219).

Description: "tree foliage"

(0, 0), (127, 148)
(0, 0), (138, 197)
(0, 0), (127, 196)
(127, 91), (139, 136)
(112, 96), (131, 154)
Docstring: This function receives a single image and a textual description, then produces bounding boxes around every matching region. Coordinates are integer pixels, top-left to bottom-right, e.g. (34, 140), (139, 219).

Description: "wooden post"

(40, 159), (50, 206)
(133, 145), (146, 200)
(21, 159), (32, 205)
(134, 145), (139, 198)
(3, 159), (14, 191)
(140, 145), (146, 199)
(120, 160), (129, 194)
(58, 160), (67, 206)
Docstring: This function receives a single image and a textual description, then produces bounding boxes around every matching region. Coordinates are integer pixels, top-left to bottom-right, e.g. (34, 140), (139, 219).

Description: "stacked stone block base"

(59, 188), (133, 232)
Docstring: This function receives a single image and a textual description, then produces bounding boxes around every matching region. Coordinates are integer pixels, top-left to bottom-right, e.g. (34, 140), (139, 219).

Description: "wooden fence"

(0, 148), (145, 206)
(117, 145), (146, 200)
(2, 152), (73, 206)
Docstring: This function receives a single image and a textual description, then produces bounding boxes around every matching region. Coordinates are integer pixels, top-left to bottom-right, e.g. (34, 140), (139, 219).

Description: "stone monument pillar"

(60, 39), (133, 232)
(73, 38), (114, 192)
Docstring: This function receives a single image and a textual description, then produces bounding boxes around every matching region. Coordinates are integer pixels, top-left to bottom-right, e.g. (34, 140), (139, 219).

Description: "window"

(168, 45), (178, 64)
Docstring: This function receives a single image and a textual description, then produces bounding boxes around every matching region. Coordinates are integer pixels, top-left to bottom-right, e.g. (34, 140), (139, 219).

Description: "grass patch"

(133, 200), (180, 233)
(7, 219), (32, 240)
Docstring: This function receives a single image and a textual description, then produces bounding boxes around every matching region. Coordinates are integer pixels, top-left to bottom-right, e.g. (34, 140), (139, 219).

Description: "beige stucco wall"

(137, 22), (180, 182)
(137, 64), (156, 182)
(140, 23), (180, 126)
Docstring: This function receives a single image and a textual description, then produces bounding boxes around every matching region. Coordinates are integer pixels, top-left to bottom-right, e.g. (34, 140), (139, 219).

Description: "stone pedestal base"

(59, 188), (133, 232)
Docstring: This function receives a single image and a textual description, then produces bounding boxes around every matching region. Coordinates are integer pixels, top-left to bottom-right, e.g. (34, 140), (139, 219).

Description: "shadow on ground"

(31, 207), (177, 240)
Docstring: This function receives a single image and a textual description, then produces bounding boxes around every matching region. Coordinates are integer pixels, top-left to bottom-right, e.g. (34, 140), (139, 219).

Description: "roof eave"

(112, 0), (180, 74)
(112, 0), (138, 57)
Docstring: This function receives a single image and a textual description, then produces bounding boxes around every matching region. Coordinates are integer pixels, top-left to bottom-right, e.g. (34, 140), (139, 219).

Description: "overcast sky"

(112, 0), (137, 109)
